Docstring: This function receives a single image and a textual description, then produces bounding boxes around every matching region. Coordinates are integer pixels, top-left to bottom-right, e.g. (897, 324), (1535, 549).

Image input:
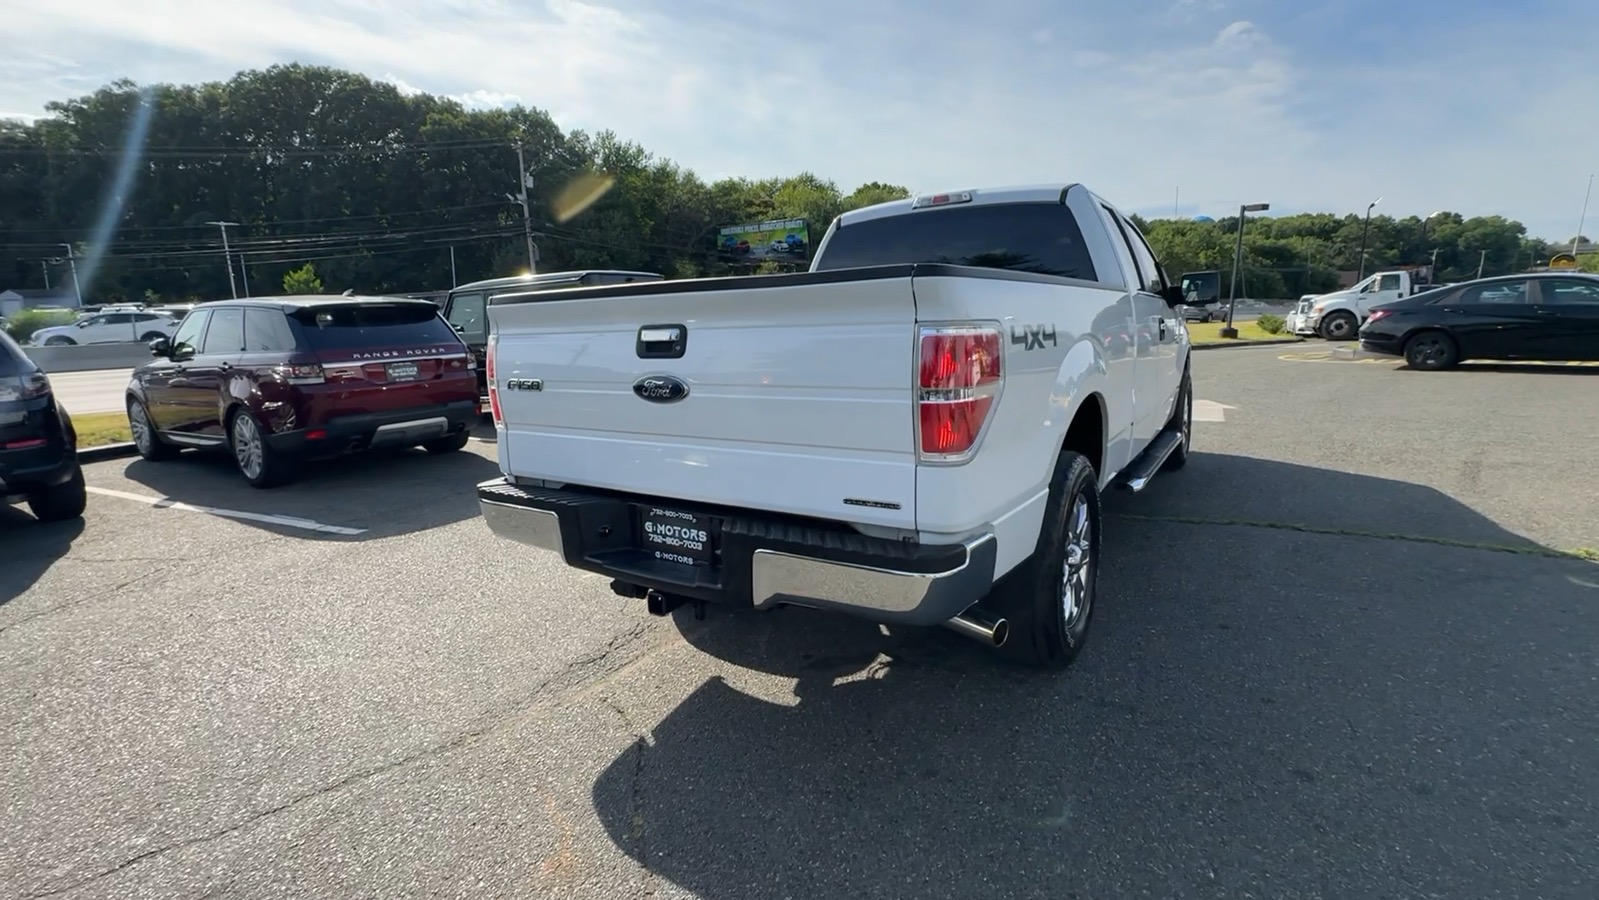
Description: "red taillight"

(271, 363), (325, 385)
(4, 438), (47, 450)
(1365, 310), (1389, 324)
(305, 429), (327, 441)
(486, 335), (503, 425)
(917, 325), (1002, 459)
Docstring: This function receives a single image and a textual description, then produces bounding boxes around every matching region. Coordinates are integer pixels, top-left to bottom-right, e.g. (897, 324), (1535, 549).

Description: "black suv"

(0, 329), (87, 522)
(441, 270), (663, 412)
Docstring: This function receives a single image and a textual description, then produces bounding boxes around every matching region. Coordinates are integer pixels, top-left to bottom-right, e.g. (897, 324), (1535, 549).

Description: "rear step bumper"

(268, 400), (477, 456)
(477, 478), (997, 627)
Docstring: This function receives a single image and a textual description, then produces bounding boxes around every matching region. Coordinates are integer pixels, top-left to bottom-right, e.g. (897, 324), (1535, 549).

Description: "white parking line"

(85, 487), (368, 535)
(1193, 399), (1237, 423)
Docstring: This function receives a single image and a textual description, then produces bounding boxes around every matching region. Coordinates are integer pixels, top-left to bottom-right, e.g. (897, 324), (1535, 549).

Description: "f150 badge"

(633, 374), (690, 403)
(505, 378), (543, 391)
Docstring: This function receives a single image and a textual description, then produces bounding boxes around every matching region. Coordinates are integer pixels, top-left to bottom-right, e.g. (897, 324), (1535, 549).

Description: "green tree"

(282, 262), (323, 294)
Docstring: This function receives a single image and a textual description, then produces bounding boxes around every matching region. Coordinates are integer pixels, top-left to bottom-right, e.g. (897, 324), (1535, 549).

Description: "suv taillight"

(486, 335), (503, 426)
(270, 363), (325, 385)
(0, 371), (52, 402)
(917, 324), (1002, 461)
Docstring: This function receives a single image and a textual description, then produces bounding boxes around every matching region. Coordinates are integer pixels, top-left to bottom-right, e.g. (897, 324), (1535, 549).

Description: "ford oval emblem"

(633, 374), (689, 404)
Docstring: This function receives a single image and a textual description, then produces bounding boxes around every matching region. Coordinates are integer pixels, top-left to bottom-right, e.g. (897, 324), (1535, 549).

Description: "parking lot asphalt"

(5, 347), (1597, 899)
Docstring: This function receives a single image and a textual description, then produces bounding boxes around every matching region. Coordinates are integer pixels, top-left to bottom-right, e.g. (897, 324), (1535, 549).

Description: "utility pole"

(206, 221), (240, 298)
(512, 144), (539, 274)
(59, 243), (82, 307)
(239, 254), (251, 297)
(450, 245), (458, 287)
(40, 260), (51, 290)
(1476, 250), (1486, 279)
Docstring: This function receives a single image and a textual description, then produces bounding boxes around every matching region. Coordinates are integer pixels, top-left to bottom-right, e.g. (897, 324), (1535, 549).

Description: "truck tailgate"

(490, 275), (918, 530)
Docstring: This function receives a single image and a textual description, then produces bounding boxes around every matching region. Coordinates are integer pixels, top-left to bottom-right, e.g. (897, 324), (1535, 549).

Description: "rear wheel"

(127, 398), (178, 461)
(1320, 311), (1359, 341)
(44, 336), (75, 346)
(139, 331), (166, 342)
(27, 466), (87, 523)
(1403, 330), (1459, 370)
(229, 410), (298, 488)
(421, 431), (471, 454)
(988, 451), (1100, 670)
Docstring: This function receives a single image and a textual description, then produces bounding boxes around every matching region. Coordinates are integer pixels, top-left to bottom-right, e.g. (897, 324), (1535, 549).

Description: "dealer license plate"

(638, 505), (717, 567)
(386, 361), (420, 382)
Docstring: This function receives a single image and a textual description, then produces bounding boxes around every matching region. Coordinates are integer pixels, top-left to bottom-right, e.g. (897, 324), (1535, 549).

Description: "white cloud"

(0, 0), (1595, 239)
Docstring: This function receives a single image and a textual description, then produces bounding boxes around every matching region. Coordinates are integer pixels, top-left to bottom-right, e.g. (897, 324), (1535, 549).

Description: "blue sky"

(1, 0), (1595, 240)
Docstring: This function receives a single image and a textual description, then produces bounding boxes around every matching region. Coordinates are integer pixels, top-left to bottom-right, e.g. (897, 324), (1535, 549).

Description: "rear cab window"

(288, 303), (462, 354)
(813, 202), (1098, 281)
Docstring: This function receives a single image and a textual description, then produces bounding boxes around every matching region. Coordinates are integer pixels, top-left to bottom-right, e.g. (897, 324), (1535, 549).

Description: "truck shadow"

(117, 445), (501, 541)
(0, 507), (85, 606)
(589, 454), (1599, 899)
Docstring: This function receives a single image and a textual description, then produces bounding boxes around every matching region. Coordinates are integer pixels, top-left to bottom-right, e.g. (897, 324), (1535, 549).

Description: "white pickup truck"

(1287, 269), (1438, 340)
(477, 184), (1193, 669)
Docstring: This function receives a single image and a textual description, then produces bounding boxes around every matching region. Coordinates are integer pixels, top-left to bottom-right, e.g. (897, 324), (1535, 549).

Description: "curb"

(77, 442), (139, 463)
(1191, 338), (1305, 351)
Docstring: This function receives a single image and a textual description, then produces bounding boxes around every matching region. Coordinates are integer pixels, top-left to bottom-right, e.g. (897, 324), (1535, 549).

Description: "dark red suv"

(125, 296), (479, 488)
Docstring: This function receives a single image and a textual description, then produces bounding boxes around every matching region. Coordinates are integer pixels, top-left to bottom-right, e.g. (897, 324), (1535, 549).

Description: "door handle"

(1158, 319), (1168, 340)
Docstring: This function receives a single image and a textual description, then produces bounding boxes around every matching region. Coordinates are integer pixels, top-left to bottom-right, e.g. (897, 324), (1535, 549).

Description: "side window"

(101, 313), (133, 325)
(201, 308), (246, 355)
(444, 291), (487, 338)
(243, 309), (297, 352)
(171, 311), (211, 353)
(1101, 205), (1159, 292)
(1094, 204), (1139, 290)
(80, 315), (106, 327)
(1120, 216), (1170, 293)
(1377, 274), (1402, 292)
(1455, 281), (1529, 304)
(1539, 279), (1599, 305)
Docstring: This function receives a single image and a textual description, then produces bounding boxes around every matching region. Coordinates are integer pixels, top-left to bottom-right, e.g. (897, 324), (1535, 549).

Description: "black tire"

(127, 398), (179, 461)
(228, 409), (298, 488)
(988, 451), (1101, 670)
(1319, 311), (1359, 341)
(44, 336), (76, 346)
(421, 430), (471, 455)
(1163, 366), (1192, 471)
(1403, 330), (1459, 370)
(139, 331), (165, 342)
(27, 466), (87, 523)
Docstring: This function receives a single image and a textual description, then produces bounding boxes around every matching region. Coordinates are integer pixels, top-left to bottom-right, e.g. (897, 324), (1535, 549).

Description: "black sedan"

(1358, 273), (1599, 369)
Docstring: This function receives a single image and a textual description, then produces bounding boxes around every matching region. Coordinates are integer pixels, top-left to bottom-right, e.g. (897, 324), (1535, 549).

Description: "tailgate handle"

(636, 323), (687, 359)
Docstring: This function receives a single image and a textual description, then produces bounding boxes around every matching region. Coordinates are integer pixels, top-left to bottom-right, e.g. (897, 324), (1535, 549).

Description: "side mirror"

(1160, 284), (1185, 307)
(451, 323), (465, 334)
(76, 320), (90, 328)
(148, 336), (172, 357)
(169, 342), (195, 362)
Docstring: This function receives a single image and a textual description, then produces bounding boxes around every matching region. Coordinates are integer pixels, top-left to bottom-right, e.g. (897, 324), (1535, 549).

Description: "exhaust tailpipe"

(943, 608), (1009, 648)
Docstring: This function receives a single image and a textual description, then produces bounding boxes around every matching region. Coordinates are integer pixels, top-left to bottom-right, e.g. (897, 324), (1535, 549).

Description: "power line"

(0, 201), (515, 242)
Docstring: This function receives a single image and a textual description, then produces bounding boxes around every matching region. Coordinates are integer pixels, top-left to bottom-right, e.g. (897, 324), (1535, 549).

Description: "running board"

(1117, 427), (1183, 493)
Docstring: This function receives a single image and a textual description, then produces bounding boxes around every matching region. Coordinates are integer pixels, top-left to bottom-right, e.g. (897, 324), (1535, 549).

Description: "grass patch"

(1188, 321), (1302, 345)
(71, 411), (132, 448)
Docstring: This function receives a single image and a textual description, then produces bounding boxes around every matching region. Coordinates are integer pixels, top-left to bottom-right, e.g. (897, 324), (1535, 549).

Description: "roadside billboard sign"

(718, 218), (810, 262)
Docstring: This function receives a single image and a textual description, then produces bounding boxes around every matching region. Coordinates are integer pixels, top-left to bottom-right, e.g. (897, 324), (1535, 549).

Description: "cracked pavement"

(3, 346), (1597, 899)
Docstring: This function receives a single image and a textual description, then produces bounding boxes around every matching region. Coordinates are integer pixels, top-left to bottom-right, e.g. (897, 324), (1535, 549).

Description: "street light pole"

(58, 243), (82, 307)
(205, 220), (240, 298)
(1221, 202), (1270, 339)
(1576, 174), (1594, 256)
(1356, 197), (1381, 281)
